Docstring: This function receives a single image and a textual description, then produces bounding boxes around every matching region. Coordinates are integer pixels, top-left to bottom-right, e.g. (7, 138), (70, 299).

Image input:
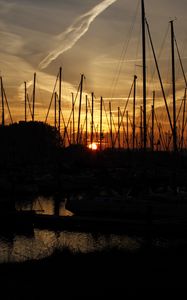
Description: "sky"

(0, 0), (186, 130)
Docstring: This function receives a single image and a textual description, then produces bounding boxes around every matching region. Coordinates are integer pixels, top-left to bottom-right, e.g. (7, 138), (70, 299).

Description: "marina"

(0, 0), (187, 297)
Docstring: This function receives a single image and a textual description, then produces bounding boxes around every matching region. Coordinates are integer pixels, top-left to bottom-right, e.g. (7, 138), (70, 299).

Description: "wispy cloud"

(0, 30), (24, 55)
(39, 0), (117, 70)
(0, 1), (15, 14)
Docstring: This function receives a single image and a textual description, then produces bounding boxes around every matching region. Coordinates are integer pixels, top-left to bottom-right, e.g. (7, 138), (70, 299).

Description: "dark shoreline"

(1, 245), (187, 299)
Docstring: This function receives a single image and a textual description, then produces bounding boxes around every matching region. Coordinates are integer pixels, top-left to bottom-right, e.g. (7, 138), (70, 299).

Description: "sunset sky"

(0, 0), (186, 129)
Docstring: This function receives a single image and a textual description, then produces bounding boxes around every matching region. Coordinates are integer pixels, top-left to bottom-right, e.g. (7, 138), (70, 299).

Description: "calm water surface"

(0, 195), (167, 263)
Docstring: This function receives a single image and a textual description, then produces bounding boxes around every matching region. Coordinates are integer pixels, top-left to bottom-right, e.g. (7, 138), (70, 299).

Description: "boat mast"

(24, 81), (27, 122)
(58, 67), (62, 136)
(54, 92), (57, 130)
(133, 75), (137, 150)
(126, 110), (129, 149)
(32, 72), (36, 121)
(72, 93), (75, 144)
(170, 20), (177, 152)
(140, 105), (143, 149)
(77, 74), (84, 144)
(146, 19), (173, 134)
(91, 92), (94, 145)
(141, 0), (147, 150)
(181, 88), (186, 150)
(151, 91), (155, 151)
(118, 107), (120, 148)
(100, 96), (103, 151)
(85, 95), (88, 147)
(1, 77), (5, 126)
(109, 101), (113, 148)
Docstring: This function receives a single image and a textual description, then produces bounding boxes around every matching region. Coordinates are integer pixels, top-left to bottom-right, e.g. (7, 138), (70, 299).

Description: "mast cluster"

(0, 1), (186, 152)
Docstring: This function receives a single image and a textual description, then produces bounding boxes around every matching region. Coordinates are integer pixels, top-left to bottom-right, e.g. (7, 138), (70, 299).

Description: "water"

(0, 228), (143, 263)
(1, 195), (174, 263)
(0, 195), (145, 263)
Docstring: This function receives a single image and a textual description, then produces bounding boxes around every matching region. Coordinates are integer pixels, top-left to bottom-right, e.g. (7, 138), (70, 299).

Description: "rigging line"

(79, 116), (87, 142)
(120, 81), (134, 124)
(154, 111), (166, 150)
(147, 28), (154, 94)
(146, 19), (173, 133)
(146, 111), (152, 128)
(111, 111), (117, 137)
(120, 110), (129, 147)
(174, 36), (187, 87)
(87, 96), (97, 138)
(150, 23), (170, 81)
(3, 88), (13, 124)
(110, 0), (140, 101)
(183, 116), (187, 133)
(87, 96), (99, 136)
(180, 36), (187, 63)
(128, 114), (133, 131)
(113, 80), (134, 146)
(93, 93), (100, 134)
(27, 94), (32, 119)
(160, 120), (172, 150)
(65, 80), (81, 130)
(176, 97), (184, 123)
(81, 116), (86, 134)
(103, 99), (111, 135)
(29, 91), (33, 119)
(180, 88), (187, 149)
(133, 18), (141, 76)
(60, 110), (70, 145)
(158, 24), (170, 60)
(36, 77), (50, 121)
(45, 72), (59, 123)
(112, 113), (117, 134)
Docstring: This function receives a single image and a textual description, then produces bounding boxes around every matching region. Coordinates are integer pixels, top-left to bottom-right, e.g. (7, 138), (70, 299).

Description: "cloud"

(0, 30), (24, 55)
(39, 0), (117, 69)
(0, 1), (15, 14)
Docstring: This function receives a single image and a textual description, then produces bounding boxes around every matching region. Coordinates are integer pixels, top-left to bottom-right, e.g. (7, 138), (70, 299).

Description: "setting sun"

(88, 143), (98, 150)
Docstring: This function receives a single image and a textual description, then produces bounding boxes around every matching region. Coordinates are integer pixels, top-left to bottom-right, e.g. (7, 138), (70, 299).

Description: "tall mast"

(69, 121), (72, 145)
(141, 0), (147, 150)
(58, 67), (62, 135)
(72, 93), (75, 144)
(32, 72), (36, 121)
(181, 88), (186, 150)
(140, 105), (143, 149)
(146, 19), (173, 133)
(91, 92), (94, 145)
(118, 107), (120, 148)
(24, 81), (27, 122)
(133, 75), (137, 150)
(109, 101), (113, 148)
(1, 77), (4, 126)
(54, 92), (57, 130)
(100, 96), (103, 151)
(151, 91), (155, 151)
(126, 110), (129, 149)
(170, 20), (177, 152)
(77, 74), (84, 144)
(85, 95), (88, 147)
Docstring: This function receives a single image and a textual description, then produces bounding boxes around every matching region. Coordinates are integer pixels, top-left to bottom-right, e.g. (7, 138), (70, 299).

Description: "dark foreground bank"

(0, 245), (187, 299)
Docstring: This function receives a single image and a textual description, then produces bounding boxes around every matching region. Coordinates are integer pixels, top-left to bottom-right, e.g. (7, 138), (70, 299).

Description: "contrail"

(39, 0), (117, 69)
